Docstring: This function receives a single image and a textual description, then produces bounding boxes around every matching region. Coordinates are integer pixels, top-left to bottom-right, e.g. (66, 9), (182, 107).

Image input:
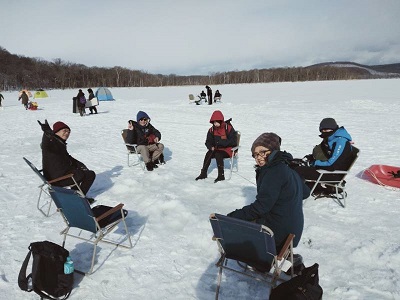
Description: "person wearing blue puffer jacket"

(294, 118), (355, 193)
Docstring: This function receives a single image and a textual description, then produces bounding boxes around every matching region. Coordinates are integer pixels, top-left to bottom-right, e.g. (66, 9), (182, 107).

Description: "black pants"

(207, 94), (212, 105)
(201, 150), (229, 173)
(89, 106), (97, 114)
(53, 169), (96, 195)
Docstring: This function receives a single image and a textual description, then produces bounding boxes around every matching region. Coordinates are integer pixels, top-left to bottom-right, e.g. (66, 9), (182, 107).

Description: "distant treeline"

(0, 46), (398, 91)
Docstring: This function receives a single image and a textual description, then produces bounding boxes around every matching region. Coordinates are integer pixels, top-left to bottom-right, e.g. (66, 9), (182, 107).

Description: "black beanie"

(319, 118), (338, 131)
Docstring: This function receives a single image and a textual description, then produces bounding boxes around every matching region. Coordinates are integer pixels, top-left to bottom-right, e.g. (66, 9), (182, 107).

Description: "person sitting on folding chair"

(214, 89), (222, 102)
(38, 120), (96, 201)
(199, 90), (206, 101)
(293, 117), (355, 195)
(126, 111), (165, 171)
(227, 133), (310, 254)
(195, 110), (237, 183)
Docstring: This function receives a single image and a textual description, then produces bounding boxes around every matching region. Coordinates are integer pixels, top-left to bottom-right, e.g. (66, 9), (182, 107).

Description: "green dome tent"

(95, 87), (114, 101)
(34, 89), (48, 99)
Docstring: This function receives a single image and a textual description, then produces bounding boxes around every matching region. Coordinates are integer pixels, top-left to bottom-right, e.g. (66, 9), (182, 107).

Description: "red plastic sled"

(361, 165), (400, 188)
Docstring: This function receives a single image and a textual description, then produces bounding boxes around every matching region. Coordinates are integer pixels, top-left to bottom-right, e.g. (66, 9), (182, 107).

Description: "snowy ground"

(1, 78), (400, 299)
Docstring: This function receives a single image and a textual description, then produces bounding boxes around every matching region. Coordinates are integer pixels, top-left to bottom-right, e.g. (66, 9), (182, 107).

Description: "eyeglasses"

(60, 129), (70, 133)
(252, 149), (271, 159)
(139, 118), (148, 122)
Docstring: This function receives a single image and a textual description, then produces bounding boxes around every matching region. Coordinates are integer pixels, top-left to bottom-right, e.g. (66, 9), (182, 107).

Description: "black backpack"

(18, 241), (74, 300)
(270, 263), (323, 300)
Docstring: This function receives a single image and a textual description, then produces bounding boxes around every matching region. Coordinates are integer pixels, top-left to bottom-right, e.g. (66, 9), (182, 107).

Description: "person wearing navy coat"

(228, 133), (310, 252)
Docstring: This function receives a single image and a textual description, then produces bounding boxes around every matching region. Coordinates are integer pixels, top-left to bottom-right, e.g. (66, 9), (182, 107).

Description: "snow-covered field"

(1, 78), (399, 299)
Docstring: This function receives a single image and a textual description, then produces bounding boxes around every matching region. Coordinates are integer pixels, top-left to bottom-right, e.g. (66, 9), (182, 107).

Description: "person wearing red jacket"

(195, 110), (237, 183)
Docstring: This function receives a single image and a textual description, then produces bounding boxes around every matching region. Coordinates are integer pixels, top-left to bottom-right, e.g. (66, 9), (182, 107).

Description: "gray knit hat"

(251, 132), (282, 154)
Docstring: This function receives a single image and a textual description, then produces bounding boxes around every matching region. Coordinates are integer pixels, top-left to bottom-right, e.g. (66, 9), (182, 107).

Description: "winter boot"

(214, 165), (225, 183)
(146, 162), (154, 171)
(158, 153), (165, 164)
(214, 175), (225, 183)
(195, 170), (207, 181)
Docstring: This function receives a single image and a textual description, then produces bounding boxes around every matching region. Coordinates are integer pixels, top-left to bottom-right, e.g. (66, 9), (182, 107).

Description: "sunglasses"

(252, 149), (271, 158)
(139, 118), (148, 122)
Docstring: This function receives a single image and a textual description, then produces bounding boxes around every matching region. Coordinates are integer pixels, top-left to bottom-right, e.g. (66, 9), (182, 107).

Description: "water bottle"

(64, 256), (74, 274)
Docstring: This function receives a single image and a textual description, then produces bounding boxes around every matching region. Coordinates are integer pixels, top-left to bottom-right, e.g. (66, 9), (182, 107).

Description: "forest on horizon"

(1, 46), (399, 91)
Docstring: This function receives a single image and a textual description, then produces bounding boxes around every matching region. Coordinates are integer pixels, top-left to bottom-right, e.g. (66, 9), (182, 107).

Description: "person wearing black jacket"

(38, 120), (96, 199)
(205, 85), (212, 105)
(87, 88), (98, 114)
(126, 111), (165, 171)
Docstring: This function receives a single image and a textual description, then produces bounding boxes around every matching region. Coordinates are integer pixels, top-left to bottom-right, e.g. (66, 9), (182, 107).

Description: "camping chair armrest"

(47, 173), (74, 184)
(277, 233), (295, 260)
(96, 203), (125, 222)
(125, 143), (138, 147)
(316, 169), (348, 175)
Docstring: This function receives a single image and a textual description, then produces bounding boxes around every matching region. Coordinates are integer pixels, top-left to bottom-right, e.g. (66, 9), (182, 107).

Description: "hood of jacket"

(328, 126), (352, 143)
(209, 110), (224, 123)
(137, 111), (150, 123)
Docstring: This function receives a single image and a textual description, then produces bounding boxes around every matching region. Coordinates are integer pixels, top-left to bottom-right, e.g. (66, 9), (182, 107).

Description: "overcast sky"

(1, 0), (399, 75)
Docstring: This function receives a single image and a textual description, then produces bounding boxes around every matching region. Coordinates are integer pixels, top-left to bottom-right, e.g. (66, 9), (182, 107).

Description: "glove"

(303, 154), (315, 166)
(37, 119), (53, 135)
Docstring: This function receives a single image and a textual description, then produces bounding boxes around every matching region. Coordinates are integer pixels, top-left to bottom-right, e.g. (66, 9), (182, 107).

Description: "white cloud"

(1, 0), (399, 75)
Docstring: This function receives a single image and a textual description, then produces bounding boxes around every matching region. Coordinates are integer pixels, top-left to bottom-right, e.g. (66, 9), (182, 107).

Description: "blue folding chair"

(49, 186), (132, 274)
(23, 157), (84, 216)
(210, 213), (295, 299)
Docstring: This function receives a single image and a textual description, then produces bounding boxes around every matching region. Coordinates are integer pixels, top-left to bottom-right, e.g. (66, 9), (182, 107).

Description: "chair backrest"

(232, 131), (241, 157)
(236, 131), (241, 148)
(121, 129), (136, 153)
(210, 213), (276, 271)
(23, 157), (47, 184)
(348, 146), (360, 171)
(49, 186), (97, 233)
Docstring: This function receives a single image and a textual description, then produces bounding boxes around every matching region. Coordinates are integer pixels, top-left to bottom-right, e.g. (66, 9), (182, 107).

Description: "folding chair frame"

(23, 157), (84, 217)
(305, 146), (360, 208)
(210, 214), (294, 299)
(121, 129), (145, 170)
(188, 94), (204, 105)
(225, 131), (241, 180)
(49, 186), (133, 275)
(214, 96), (222, 103)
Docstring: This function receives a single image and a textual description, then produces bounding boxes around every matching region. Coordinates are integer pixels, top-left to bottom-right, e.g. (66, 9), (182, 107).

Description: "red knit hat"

(53, 121), (70, 133)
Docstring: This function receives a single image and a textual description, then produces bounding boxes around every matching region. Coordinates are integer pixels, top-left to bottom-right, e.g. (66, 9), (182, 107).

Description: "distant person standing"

(76, 89), (86, 116)
(18, 91), (29, 109)
(87, 88), (98, 114)
(0, 92), (4, 108)
(206, 85), (212, 105)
